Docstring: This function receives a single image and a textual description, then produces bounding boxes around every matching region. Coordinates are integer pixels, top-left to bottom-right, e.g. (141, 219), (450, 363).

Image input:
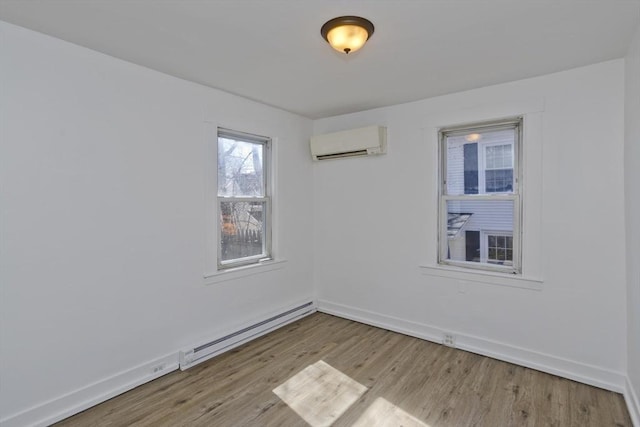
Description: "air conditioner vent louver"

(316, 150), (369, 160)
(310, 125), (387, 161)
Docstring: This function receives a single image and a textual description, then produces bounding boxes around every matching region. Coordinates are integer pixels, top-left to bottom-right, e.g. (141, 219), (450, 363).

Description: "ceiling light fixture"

(321, 16), (375, 54)
(465, 133), (482, 142)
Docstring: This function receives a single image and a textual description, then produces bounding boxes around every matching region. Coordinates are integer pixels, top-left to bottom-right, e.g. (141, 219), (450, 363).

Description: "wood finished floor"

(56, 313), (631, 426)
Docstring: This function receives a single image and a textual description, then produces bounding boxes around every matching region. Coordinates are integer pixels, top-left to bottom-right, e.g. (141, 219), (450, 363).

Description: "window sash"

(441, 119), (521, 196)
(439, 195), (520, 273)
(218, 127), (270, 145)
(217, 137), (267, 198)
(438, 118), (522, 275)
(218, 197), (271, 268)
(217, 128), (271, 270)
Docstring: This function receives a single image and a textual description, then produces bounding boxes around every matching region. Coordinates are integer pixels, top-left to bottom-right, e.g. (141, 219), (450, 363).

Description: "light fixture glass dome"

(465, 133), (482, 142)
(326, 25), (369, 54)
(321, 16), (374, 54)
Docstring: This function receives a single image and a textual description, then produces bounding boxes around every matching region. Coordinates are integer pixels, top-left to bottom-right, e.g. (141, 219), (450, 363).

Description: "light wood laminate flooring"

(56, 313), (631, 426)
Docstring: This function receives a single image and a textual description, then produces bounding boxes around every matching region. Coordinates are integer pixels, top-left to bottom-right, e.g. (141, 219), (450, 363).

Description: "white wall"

(1, 16), (637, 427)
(625, 24), (640, 426)
(313, 60), (627, 391)
(0, 21), (314, 425)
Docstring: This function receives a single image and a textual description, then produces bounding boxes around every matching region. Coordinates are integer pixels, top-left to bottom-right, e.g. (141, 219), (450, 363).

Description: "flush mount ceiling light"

(321, 16), (375, 54)
(465, 133), (482, 142)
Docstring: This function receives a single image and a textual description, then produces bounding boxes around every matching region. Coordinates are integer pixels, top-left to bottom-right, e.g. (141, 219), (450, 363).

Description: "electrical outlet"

(152, 363), (166, 374)
(442, 333), (456, 348)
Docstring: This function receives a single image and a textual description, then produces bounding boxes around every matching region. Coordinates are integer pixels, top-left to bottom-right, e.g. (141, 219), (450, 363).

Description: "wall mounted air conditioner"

(310, 125), (387, 161)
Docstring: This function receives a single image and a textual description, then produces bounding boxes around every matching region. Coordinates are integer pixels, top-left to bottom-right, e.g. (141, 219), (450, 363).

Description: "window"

(439, 118), (521, 274)
(485, 232), (513, 265)
(217, 128), (271, 269)
(484, 144), (513, 193)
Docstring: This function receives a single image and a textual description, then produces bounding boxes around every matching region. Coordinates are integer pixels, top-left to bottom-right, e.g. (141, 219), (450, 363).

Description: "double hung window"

(217, 128), (271, 269)
(439, 118), (522, 273)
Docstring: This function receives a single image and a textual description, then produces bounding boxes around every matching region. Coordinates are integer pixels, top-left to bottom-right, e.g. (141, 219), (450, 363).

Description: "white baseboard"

(3, 299), (631, 427)
(626, 377), (640, 427)
(317, 299), (626, 393)
(0, 353), (179, 427)
(1, 298), (316, 427)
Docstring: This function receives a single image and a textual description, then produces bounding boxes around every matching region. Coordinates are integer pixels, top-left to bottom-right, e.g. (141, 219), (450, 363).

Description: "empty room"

(1, 1), (640, 426)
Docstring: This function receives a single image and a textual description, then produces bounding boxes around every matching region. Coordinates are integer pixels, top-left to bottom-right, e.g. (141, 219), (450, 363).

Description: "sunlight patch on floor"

(352, 397), (431, 427)
(272, 360), (368, 427)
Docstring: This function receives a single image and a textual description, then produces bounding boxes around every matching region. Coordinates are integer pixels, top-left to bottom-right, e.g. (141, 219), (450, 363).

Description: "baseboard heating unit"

(179, 301), (316, 370)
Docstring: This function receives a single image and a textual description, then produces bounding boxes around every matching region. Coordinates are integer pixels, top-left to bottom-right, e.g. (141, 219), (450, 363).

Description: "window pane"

(445, 199), (513, 266)
(218, 137), (264, 197)
(220, 201), (266, 262)
(445, 128), (515, 196)
(440, 119), (520, 273)
(486, 144), (513, 169)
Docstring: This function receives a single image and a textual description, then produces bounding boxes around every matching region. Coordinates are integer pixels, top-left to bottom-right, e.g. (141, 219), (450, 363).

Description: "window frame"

(217, 127), (272, 270)
(438, 117), (523, 275)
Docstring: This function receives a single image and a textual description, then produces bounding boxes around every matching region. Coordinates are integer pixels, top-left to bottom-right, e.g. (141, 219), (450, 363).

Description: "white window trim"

(203, 122), (283, 283)
(204, 258), (287, 285)
(420, 99), (545, 289)
(438, 117), (522, 275)
(419, 264), (543, 290)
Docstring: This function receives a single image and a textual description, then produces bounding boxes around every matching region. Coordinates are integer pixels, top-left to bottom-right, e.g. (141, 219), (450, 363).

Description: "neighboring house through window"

(439, 118), (522, 273)
(217, 128), (271, 269)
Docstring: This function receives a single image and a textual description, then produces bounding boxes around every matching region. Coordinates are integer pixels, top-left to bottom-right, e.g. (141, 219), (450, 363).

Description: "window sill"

(204, 259), (287, 285)
(419, 264), (543, 290)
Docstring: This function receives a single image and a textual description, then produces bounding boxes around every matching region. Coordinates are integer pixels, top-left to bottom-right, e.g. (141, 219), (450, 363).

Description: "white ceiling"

(1, 1), (639, 119)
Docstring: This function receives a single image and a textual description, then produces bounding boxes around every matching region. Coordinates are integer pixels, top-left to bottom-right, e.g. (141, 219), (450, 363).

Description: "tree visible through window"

(439, 118), (522, 273)
(217, 128), (271, 269)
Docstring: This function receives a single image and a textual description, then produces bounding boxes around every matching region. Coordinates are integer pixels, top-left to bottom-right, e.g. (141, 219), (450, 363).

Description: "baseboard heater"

(179, 301), (316, 370)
